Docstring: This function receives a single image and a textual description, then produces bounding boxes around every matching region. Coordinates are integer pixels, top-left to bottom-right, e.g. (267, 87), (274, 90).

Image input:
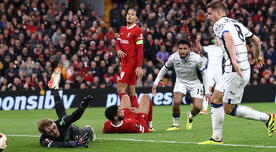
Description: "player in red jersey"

(116, 8), (144, 109)
(103, 94), (153, 133)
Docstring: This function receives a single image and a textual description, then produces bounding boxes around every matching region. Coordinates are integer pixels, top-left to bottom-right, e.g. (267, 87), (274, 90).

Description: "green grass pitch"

(0, 103), (276, 152)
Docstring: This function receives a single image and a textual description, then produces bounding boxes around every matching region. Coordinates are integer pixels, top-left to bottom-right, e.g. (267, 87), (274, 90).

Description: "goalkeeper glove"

(71, 133), (90, 148)
(79, 95), (94, 109)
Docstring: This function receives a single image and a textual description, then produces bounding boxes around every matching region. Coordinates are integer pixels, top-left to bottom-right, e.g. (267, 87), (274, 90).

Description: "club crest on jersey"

(215, 23), (224, 34)
(127, 32), (131, 37)
(138, 34), (143, 40)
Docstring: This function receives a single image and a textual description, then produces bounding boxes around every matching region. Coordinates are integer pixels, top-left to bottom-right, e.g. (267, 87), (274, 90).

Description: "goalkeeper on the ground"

(37, 69), (96, 148)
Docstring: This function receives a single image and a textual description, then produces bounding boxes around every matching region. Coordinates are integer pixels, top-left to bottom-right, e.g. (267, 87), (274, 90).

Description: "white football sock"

(188, 111), (194, 120)
(202, 96), (209, 111)
(148, 121), (153, 128)
(234, 105), (269, 122)
(172, 117), (179, 126)
(211, 104), (224, 141)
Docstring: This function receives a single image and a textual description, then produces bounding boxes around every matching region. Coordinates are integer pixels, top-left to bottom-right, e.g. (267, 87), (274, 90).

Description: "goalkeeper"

(37, 69), (96, 148)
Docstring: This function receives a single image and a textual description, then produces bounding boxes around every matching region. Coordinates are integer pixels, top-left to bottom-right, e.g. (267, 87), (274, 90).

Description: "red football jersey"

(103, 108), (149, 133)
(116, 24), (143, 67)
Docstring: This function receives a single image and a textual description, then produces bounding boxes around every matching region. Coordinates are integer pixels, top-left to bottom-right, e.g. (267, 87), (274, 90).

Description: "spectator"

(103, 66), (118, 87)
(156, 45), (169, 68)
(85, 70), (94, 87)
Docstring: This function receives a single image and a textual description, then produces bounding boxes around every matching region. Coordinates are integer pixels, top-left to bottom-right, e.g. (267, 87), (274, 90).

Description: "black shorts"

(69, 125), (93, 141)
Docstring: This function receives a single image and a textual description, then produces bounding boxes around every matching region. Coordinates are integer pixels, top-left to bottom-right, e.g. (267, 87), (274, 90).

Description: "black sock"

(173, 114), (180, 118)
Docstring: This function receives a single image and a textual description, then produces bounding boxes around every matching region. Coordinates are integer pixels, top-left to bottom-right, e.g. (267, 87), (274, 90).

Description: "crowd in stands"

(0, 0), (275, 92)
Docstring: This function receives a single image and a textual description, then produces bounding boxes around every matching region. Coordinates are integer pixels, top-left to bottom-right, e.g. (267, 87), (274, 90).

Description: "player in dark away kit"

(38, 69), (96, 148)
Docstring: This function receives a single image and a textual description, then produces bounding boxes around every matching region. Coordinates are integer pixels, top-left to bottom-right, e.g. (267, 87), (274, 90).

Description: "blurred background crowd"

(0, 0), (275, 92)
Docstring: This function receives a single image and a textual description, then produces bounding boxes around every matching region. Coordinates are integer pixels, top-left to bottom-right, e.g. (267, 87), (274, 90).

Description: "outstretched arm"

(195, 34), (203, 52)
(61, 95), (94, 125)
(152, 55), (173, 95)
(40, 134), (89, 148)
(248, 35), (264, 68)
(40, 138), (76, 148)
(152, 65), (169, 95)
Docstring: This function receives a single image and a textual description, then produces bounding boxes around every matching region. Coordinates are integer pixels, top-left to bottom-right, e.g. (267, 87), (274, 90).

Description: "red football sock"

(119, 93), (127, 101)
(129, 95), (139, 108)
(148, 98), (153, 122)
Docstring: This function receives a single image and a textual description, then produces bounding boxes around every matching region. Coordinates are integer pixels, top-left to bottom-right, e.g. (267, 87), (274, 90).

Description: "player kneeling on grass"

(37, 69), (96, 148)
(103, 94), (153, 133)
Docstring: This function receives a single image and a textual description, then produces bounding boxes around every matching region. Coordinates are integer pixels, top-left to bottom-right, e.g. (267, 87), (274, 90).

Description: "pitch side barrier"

(0, 85), (275, 111)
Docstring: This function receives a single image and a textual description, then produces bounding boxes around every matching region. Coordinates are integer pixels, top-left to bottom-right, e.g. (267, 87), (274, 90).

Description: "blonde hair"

(37, 118), (54, 133)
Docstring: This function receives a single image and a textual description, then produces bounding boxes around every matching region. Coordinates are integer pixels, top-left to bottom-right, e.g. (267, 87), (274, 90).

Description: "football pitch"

(1, 103), (276, 152)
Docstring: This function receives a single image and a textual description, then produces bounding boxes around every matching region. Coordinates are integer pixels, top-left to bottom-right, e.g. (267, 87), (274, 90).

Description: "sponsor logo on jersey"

(120, 39), (129, 44)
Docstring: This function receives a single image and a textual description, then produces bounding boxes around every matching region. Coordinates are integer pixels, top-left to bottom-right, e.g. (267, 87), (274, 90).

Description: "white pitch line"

(9, 134), (39, 137)
(8, 134), (276, 149)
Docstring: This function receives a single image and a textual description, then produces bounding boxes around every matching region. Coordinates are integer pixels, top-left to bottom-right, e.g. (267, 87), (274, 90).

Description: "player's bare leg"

(128, 85), (139, 108)
(137, 94), (151, 115)
(186, 97), (202, 130)
(120, 94), (153, 131)
(138, 94), (153, 129)
(138, 94), (154, 131)
(200, 87), (213, 115)
(200, 96), (209, 115)
(167, 92), (183, 131)
(117, 82), (128, 101)
(120, 95), (132, 109)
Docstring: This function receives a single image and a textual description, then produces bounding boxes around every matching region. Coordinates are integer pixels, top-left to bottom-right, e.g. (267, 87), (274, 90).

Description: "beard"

(180, 54), (187, 59)
(118, 115), (124, 120)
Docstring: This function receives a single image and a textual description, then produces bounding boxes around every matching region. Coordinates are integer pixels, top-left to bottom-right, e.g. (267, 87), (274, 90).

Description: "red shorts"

(123, 108), (149, 123)
(123, 108), (136, 118)
(118, 64), (137, 85)
(123, 108), (149, 132)
(137, 113), (149, 125)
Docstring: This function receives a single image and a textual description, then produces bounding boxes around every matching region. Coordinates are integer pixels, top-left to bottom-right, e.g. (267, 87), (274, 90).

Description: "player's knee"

(128, 91), (136, 96)
(211, 93), (223, 104)
(173, 99), (181, 105)
(224, 106), (233, 115)
(117, 88), (123, 94)
(194, 104), (202, 111)
(142, 94), (150, 100)
(117, 85), (125, 94)
(128, 87), (136, 96)
(211, 97), (220, 104)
